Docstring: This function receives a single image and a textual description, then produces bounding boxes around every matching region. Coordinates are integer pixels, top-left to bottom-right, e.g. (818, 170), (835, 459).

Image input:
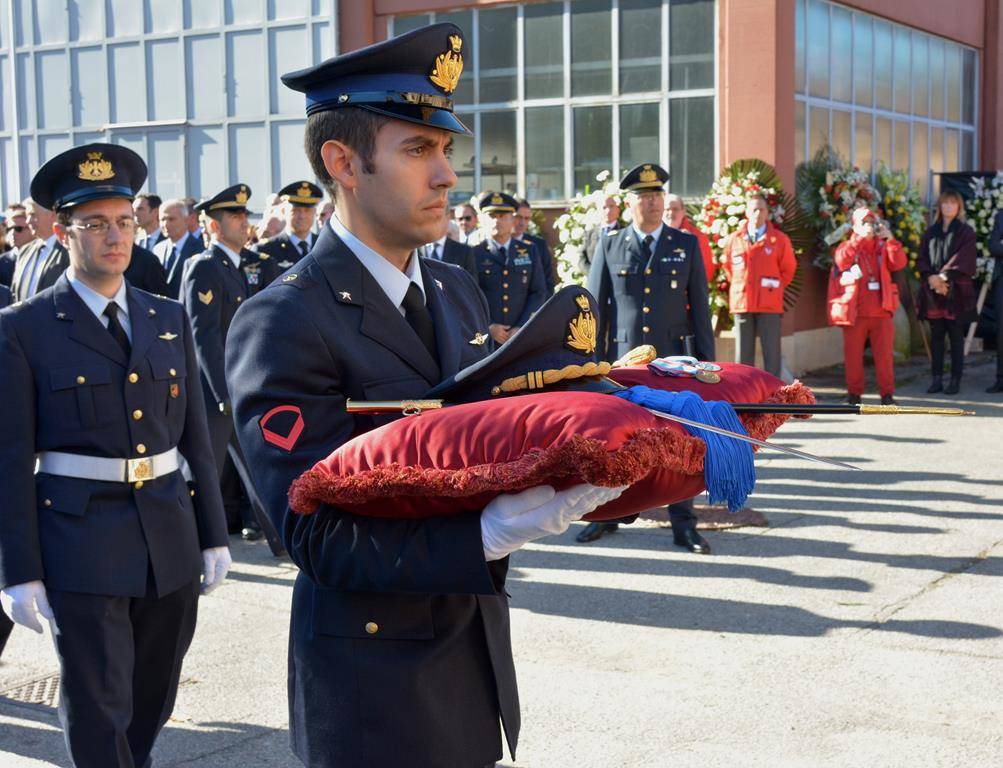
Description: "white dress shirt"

(67, 270), (132, 342)
(631, 222), (664, 252)
(329, 215), (425, 316)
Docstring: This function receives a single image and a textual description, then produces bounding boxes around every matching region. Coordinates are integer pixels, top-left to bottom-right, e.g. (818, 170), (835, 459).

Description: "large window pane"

(854, 112), (872, 174)
(573, 105), (612, 193)
(830, 7), (852, 103)
(911, 122), (928, 198)
(449, 113), (475, 206)
(853, 15), (873, 107)
(962, 49), (977, 125)
(620, 0), (661, 93)
(795, 100), (806, 166)
(437, 11), (473, 105)
(571, 0), (611, 96)
(809, 105), (829, 157)
(619, 102), (660, 178)
(893, 120), (909, 173)
(832, 109), (851, 160)
(961, 132), (974, 170)
(893, 27), (910, 114)
(875, 117), (892, 169)
(911, 33), (928, 117)
(524, 2), (563, 100)
(874, 21), (892, 110)
(944, 129), (959, 172)
(478, 7), (517, 103)
(929, 127), (944, 178)
(526, 106), (565, 201)
(392, 14), (430, 36)
(670, 0), (714, 90)
(945, 45), (961, 122)
(669, 96), (713, 197)
(807, 0), (829, 99)
(929, 38), (945, 121)
(480, 110), (516, 194)
(795, 0), (806, 93)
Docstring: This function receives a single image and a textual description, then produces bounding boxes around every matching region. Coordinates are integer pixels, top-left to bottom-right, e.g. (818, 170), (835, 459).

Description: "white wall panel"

(147, 0), (182, 34)
(271, 121), (311, 189)
(147, 40), (184, 120)
(269, 26), (309, 115)
(36, 52), (70, 130)
(108, 0), (144, 37)
(109, 44), (146, 124)
(188, 126), (226, 197)
(187, 36), (224, 119)
(72, 47), (109, 127)
(149, 129), (186, 199)
(229, 123), (268, 198)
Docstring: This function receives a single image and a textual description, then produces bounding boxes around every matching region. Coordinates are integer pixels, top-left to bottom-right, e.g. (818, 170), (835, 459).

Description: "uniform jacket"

(722, 222), (797, 314)
(154, 234), (203, 299)
(0, 251), (14, 287)
(11, 238), (70, 302)
(588, 224), (714, 362)
(124, 243), (169, 297)
(239, 247), (281, 295)
(0, 284), (9, 309)
(472, 238), (547, 327)
(255, 231), (315, 266)
(581, 224), (620, 275)
(226, 225), (517, 768)
(426, 238), (477, 278)
(180, 245), (250, 410)
(518, 232), (555, 293)
(829, 235), (906, 326)
(0, 275), (227, 597)
(678, 216), (716, 283)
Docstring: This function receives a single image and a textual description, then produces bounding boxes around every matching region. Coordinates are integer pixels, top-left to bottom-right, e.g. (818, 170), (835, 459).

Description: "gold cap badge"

(639, 165), (657, 184)
(566, 296), (597, 355)
(297, 183), (312, 198)
(574, 294), (590, 311)
(78, 151), (115, 182)
(235, 187), (248, 205)
(491, 194), (504, 206)
(429, 34), (464, 94)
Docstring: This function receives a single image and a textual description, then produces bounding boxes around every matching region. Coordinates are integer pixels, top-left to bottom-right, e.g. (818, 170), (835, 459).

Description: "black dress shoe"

(845, 394), (862, 406)
(880, 394), (896, 406)
(987, 381), (1003, 393)
(926, 378), (943, 394)
(575, 521), (619, 543)
(241, 525), (263, 542)
(673, 527), (711, 554)
(944, 379), (960, 395)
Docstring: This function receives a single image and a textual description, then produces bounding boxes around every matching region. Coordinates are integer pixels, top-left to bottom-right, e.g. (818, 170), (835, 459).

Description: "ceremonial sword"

(344, 399), (861, 471)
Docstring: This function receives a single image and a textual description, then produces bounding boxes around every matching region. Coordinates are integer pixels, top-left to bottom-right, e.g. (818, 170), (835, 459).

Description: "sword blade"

(643, 407), (862, 471)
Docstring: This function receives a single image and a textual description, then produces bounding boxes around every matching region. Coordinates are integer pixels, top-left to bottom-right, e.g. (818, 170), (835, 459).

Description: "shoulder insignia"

(158, 332), (178, 341)
(469, 332), (488, 346)
(282, 274), (298, 283)
(259, 404), (305, 452)
(198, 289), (213, 305)
(277, 260), (294, 268)
(56, 311), (66, 320)
(338, 291), (352, 301)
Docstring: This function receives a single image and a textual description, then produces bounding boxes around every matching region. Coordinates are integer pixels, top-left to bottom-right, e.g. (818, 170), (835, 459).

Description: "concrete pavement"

(2, 355), (1002, 767)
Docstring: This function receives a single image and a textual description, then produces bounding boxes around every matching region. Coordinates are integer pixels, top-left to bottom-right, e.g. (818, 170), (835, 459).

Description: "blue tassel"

(614, 386), (756, 513)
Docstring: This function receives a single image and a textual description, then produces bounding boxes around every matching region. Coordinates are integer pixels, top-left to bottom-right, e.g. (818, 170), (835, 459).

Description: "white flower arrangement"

(967, 171), (1003, 280)
(554, 171), (627, 287)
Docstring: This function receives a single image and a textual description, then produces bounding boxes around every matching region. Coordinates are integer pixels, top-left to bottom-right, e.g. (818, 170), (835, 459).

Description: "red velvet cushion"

(289, 369), (814, 522)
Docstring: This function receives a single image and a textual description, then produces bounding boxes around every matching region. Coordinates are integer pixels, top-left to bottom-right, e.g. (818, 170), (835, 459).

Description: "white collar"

(492, 238), (513, 252)
(170, 231), (190, 251)
(67, 270), (129, 323)
(632, 223), (663, 244)
(433, 235), (447, 248)
(329, 215), (425, 309)
(214, 241), (242, 269)
(286, 228), (312, 248)
(42, 233), (57, 253)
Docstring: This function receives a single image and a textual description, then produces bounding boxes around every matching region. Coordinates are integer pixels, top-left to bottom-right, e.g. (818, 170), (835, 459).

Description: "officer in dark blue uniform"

(226, 24), (618, 768)
(0, 282), (9, 308)
(581, 162), (714, 553)
(471, 191), (547, 346)
(254, 180), (323, 272)
(0, 143), (230, 768)
(180, 185), (282, 552)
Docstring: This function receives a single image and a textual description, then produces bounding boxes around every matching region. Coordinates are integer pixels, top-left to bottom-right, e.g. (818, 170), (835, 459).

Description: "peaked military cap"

(477, 191), (518, 214)
(195, 184), (252, 214)
(620, 163), (669, 193)
(281, 23), (471, 136)
(279, 180), (323, 206)
(427, 286), (619, 403)
(30, 143), (147, 212)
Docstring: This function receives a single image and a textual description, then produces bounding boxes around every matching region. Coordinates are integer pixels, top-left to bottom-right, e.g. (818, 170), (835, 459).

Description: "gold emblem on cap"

(429, 34), (464, 94)
(297, 183), (312, 198)
(639, 165), (657, 184)
(235, 187), (248, 205)
(78, 151), (115, 182)
(574, 294), (590, 312)
(566, 300), (597, 355)
(491, 194), (504, 206)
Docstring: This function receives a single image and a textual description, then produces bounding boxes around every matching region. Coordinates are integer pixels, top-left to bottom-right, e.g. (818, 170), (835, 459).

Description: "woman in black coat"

(916, 189), (978, 395)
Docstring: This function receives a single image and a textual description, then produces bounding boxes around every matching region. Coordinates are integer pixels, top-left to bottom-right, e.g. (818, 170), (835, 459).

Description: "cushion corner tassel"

(614, 385), (755, 513)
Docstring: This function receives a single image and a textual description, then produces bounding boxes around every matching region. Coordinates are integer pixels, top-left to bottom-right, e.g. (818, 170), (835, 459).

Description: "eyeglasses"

(69, 219), (138, 235)
(9, 225), (25, 232)
(456, 215), (474, 222)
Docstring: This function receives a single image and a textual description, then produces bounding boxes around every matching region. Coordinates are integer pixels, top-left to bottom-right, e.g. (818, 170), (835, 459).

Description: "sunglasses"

(456, 215), (474, 222)
(9, 225), (25, 232)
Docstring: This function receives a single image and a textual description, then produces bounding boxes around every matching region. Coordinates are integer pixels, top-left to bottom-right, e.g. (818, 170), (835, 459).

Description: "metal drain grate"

(0, 673), (60, 708)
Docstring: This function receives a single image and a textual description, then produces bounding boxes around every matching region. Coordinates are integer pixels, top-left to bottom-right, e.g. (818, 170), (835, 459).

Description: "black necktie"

(104, 303), (131, 357)
(298, 239), (309, 256)
(401, 283), (438, 363)
(643, 234), (655, 258)
(498, 245), (507, 262)
(165, 246), (178, 275)
(432, 244), (441, 261)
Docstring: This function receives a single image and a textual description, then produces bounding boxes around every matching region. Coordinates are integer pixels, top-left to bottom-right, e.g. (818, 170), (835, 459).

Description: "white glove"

(839, 264), (862, 286)
(200, 546), (232, 595)
(0, 580), (53, 634)
(481, 484), (628, 561)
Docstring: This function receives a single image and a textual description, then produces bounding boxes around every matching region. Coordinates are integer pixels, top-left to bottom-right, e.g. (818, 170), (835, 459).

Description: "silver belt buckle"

(127, 457), (155, 483)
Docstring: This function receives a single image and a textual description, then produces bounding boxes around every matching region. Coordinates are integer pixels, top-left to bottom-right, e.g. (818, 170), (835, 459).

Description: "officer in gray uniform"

(580, 162), (714, 553)
(0, 143), (230, 768)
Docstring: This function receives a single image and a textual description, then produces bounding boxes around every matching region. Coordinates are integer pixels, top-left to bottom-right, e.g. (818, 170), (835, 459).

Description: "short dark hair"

(304, 107), (391, 201)
(136, 193), (162, 209)
(56, 210), (72, 227)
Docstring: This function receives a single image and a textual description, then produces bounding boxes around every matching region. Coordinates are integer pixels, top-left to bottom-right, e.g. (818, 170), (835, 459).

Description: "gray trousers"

(733, 312), (782, 377)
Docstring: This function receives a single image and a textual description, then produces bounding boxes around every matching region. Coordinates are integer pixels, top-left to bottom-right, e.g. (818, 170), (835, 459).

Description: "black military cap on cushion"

(427, 286), (620, 403)
(279, 180), (323, 206)
(194, 184), (252, 214)
(620, 162), (669, 193)
(31, 143), (147, 212)
(281, 23), (471, 136)
(477, 190), (518, 214)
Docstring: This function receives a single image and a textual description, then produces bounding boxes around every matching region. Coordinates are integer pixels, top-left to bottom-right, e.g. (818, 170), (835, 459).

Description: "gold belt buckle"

(127, 457), (155, 483)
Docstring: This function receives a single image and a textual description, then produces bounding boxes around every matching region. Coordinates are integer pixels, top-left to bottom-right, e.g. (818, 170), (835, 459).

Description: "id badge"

(760, 277), (780, 289)
(867, 281), (881, 291)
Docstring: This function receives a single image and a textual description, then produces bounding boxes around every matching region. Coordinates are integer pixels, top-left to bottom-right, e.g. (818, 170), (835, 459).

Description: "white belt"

(36, 448), (180, 484)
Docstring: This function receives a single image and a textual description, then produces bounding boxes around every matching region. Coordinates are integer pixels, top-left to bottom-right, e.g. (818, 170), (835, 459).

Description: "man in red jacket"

(830, 207), (907, 405)
(721, 194), (797, 377)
